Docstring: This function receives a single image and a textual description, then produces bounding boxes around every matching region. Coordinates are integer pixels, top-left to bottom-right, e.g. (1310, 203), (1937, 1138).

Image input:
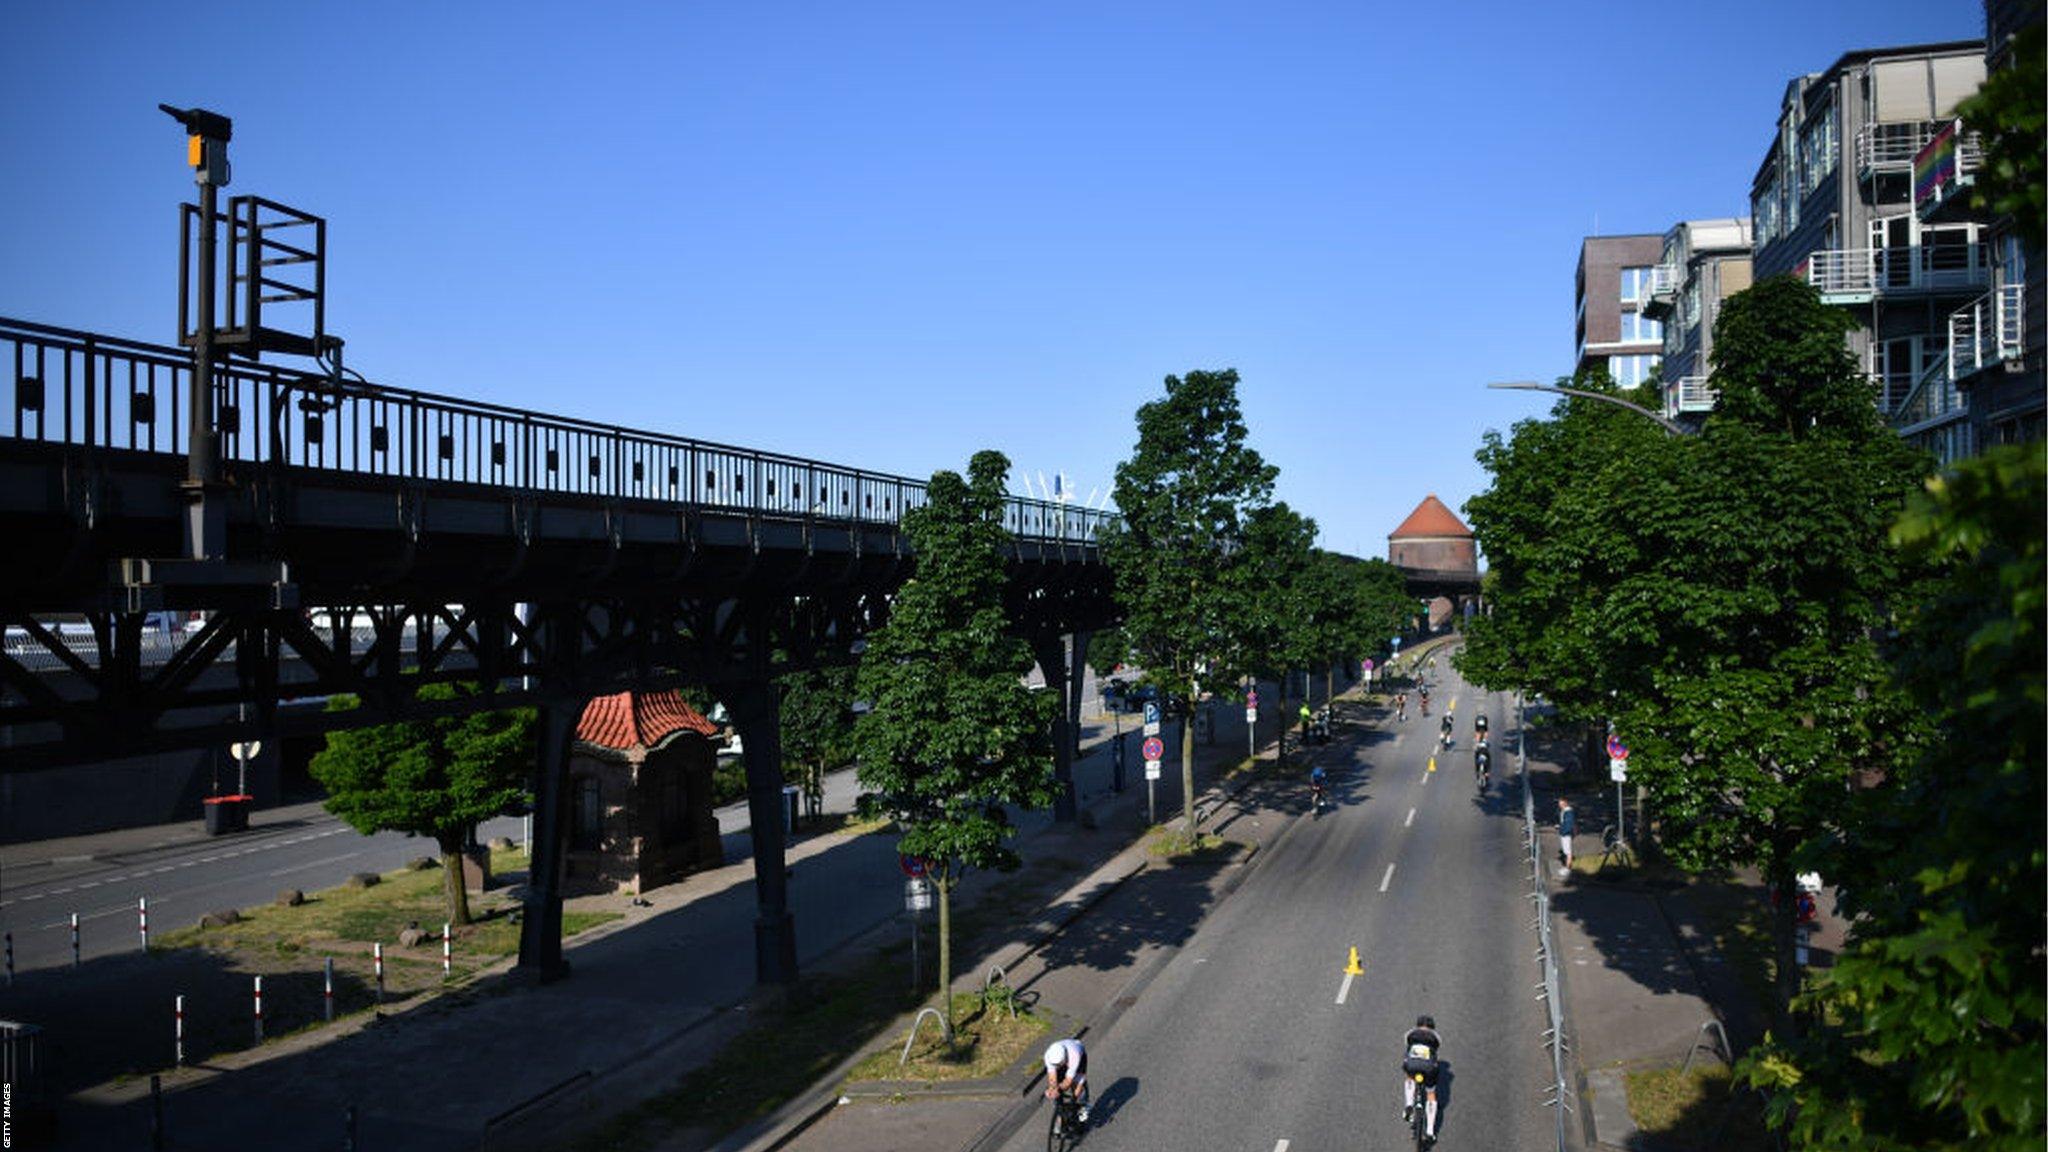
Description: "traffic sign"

(1361, 658), (1375, 673)
(1391, 637), (1402, 649)
(899, 854), (928, 879)
(1246, 689), (1259, 708)
(1143, 701), (1161, 736)
(904, 877), (933, 913)
(229, 740), (262, 763)
(1144, 760), (1162, 781)
(1245, 706), (1257, 724)
(1141, 736), (1164, 762)
(1609, 758), (1628, 782)
(1605, 735), (1629, 761)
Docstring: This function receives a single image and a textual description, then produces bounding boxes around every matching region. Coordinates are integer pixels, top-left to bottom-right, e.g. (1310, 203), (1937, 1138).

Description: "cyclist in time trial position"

(1439, 708), (1455, 750)
(1310, 762), (1328, 811)
(1402, 1015), (1444, 1143)
(1044, 1037), (1090, 1125)
(1395, 692), (1408, 721)
(1473, 713), (1488, 739)
(1418, 685), (1431, 716)
(1474, 737), (1491, 788)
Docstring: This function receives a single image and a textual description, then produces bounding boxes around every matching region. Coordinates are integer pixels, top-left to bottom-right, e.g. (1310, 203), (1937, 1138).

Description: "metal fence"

(1518, 693), (1576, 1150)
(2, 315), (1115, 546)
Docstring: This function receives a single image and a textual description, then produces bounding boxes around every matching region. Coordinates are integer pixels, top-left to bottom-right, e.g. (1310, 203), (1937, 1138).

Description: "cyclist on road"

(1402, 1015), (1444, 1143)
(1473, 737), (1491, 788)
(1438, 709), (1455, 750)
(1473, 713), (1488, 738)
(1043, 1037), (1090, 1124)
(1310, 763), (1328, 811)
(1395, 692), (1407, 721)
(1418, 685), (1431, 717)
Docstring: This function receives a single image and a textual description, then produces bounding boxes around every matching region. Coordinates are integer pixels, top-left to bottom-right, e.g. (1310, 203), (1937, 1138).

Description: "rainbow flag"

(1914, 121), (1958, 211)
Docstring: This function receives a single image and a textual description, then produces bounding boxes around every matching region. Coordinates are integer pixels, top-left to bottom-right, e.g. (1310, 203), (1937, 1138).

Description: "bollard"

(151, 1073), (165, 1151)
(324, 955), (335, 1023)
(374, 942), (385, 1006)
(71, 911), (80, 968)
(443, 922), (451, 976)
(175, 993), (185, 1066)
(140, 895), (150, 951)
(253, 974), (264, 1044)
(5, 929), (12, 986)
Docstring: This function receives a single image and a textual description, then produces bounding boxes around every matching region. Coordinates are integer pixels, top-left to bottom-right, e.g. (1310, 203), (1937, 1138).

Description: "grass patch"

(1144, 826), (1231, 862)
(846, 991), (1048, 1083)
(1625, 1064), (1774, 1150)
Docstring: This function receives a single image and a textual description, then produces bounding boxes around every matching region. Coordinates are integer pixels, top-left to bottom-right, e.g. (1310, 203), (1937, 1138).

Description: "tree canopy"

(309, 683), (535, 925)
(1958, 23), (2045, 247)
(852, 449), (1057, 1035)
(1103, 369), (1289, 835)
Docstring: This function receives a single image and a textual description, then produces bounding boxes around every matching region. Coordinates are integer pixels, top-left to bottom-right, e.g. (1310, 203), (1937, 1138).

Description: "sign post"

(903, 869), (933, 990)
(1606, 735), (1630, 845)
(1245, 687), (1259, 760)
(1361, 658), (1375, 692)
(1142, 736), (1165, 826)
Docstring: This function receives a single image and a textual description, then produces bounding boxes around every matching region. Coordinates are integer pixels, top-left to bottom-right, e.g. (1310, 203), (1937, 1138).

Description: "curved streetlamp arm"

(1487, 381), (1690, 437)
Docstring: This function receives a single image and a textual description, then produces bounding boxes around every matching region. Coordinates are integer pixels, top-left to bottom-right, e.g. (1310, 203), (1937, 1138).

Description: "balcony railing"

(1895, 348), (1967, 430)
(1858, 120), (1952, 176)
(1949, 283), (2028, 380)
(1642, 264), (1683, 318)
(1668, 375), (1717, 414)
(1914, 119), (1986, 219)
(1804, 244), (1990, 302)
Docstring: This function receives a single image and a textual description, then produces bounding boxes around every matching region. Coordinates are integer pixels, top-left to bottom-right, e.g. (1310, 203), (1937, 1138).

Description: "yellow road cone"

(1345, 946), (1365, 976)
(1427, 756), (1437, 773)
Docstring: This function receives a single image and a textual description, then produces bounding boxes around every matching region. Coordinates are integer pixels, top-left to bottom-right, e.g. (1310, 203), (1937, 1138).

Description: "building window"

(1609, 354), (1661, 389)
(1619, 311), (1663, 343)
(1755, 176), (1782, 246)
(1797, 103), (1837, 196)
(1618, 266), (1654, 304)
(572, 777), (602, 851)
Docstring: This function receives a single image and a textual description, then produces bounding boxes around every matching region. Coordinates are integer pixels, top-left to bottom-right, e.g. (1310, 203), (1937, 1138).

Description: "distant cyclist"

(1395, 692), (1408, 722)
(1310, 763), (1328, 812)
(1401, 1015), (1444, 1143)
(1473, 737), (1491, 789)
(1043, 1037), (1090, 1125)
(1438, 710), (1455, 750)
(1473, 713), (1488, 738)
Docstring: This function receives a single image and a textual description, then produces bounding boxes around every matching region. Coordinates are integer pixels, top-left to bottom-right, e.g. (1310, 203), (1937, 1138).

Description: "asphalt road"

(998, 668), (1551, 1152)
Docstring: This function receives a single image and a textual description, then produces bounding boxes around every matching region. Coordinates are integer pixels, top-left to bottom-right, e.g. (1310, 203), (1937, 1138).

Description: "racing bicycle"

(1048, 1085), (1087, 1151)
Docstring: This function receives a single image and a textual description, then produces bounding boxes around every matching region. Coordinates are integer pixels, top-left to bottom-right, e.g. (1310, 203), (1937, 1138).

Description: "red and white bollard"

(324, 956), (335, 1023)
(175, 993), (185, 1066)
(442, 923), (451, 976)
(253, 974), (264, 1044)
(5, 930), (13, 986)
(70, 911), (80, 968)
(374, 942), (385, 1006)
(139, 896), (150, 951)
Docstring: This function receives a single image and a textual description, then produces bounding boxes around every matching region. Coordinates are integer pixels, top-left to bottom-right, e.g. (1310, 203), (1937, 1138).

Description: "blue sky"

(1, 1), (1982, 560)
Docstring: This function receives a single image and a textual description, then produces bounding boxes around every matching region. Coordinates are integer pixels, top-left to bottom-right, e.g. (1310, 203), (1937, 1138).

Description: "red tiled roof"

(1389, 495), (1471, 540)
(576, 690), (718, 751)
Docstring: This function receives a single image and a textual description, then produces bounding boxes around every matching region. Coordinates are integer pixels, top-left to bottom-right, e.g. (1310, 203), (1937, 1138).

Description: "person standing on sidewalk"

(1557, 797), (1577, 874)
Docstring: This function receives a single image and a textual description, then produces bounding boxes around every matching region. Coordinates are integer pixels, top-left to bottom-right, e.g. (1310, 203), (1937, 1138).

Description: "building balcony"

(1641, 263), (1683, 319)
(1857, 120), (1954, 181)
(1949, 283), (2027, 381)
(1665, 375), (1717, 416)
(1893, 349), (1969, 433)
(1913, 119), (1985, 221)
(1803, 244), (1991, 304)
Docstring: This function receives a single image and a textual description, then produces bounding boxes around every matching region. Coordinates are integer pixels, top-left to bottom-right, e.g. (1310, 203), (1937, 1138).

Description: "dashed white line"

(1335, 972), (1356, 1005)
(1274, 1140), (1291, 1152)
(1405, 807), (1416, 828)
(267, 852), (364, 879)
(1379, 863), (1397, 893)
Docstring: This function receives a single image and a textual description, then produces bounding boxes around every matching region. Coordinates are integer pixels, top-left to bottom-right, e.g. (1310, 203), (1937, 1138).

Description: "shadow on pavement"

(1087, 1074), (1138, 1129)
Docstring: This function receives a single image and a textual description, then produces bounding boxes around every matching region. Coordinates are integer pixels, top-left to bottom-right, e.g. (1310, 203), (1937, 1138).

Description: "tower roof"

(576, 689), (718, 752)
(1389, 495), (1471, 540)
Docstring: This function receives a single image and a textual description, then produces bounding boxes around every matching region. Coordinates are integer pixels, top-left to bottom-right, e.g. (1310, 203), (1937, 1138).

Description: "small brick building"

(1389, 495), (1481, 629)
(565, 690), (725, 895)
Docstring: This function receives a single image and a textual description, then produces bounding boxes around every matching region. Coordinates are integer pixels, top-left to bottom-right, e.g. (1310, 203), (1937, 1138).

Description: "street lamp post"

(1487, 380), (1691, 437)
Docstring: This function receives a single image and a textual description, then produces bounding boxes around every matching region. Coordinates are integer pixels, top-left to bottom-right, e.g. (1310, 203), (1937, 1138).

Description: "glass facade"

(1609, 354), (1661, 388)
(1619, 266), (1655, 304)
(1619, 311), (1663, 343)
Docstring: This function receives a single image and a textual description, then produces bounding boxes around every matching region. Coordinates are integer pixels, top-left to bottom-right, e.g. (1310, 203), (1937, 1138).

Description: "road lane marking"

(1379, 863), (1397, 892)
(1336, 972), (1357, 1005)
(1405, 808), (1416, 827)
(1275, 1141), (1291, 1152)
(267, 851), (365, 879)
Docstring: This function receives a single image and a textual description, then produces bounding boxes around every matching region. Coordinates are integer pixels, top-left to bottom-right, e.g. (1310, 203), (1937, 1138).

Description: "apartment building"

(1642, 218), (1754, 422)
(1908, 5), (2045, 448)
(1574, 233), (1665, 388)
(1749, 40), (1988, 463)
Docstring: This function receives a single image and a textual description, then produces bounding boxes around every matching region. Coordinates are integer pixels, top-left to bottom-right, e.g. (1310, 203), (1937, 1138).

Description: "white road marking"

(1379, 863), (1397, 893)
(267, 851), (365, 879)
(1275, 1141), (1291, 1152)
(1405, 808), (1416, 828)
(1336, 972), (1356, 1005)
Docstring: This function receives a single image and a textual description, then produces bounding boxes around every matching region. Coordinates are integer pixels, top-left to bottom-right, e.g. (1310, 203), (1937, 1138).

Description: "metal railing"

(1, 316), (1116, 546)
(1669, 375), (1717, 415)
(1646, 263), (1682, 299)
(1952, 283), (2030, 379)
(1518, 694), (1575, 1150)
(1805, 245), (1990, 299)
(1857, 120), (1951, 173)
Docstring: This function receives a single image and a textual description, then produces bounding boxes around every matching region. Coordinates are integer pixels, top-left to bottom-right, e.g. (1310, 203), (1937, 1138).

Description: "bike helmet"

(1416, 1014), (1435, 1030)
(1044, 1042), (1069, 1067)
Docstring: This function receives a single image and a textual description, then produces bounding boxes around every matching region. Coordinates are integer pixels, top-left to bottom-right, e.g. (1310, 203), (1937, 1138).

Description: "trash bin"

(780, 785), (800, 837)
(203, 794), (252, 835)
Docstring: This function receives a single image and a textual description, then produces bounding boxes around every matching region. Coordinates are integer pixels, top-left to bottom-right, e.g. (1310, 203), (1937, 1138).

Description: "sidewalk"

(13, 677), (1330, 1151)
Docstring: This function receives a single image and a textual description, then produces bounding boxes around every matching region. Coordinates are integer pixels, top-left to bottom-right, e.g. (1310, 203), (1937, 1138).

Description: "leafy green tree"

(1959, 23), (2045, 247)
(1103, 369), (1285, 835)
(852, 450), (1058, 1037)
(778, 663), (856, 825)
(310, 684), (535, 926)
(1742, 445), (2045, 1149)
(1346, 557), (1416, 676)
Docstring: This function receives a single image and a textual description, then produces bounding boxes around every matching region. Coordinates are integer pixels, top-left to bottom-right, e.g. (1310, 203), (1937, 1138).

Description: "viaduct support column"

(723, 678), (798, 987)
(515, 694), (579, 982)
(1029, 631), (1090, 824)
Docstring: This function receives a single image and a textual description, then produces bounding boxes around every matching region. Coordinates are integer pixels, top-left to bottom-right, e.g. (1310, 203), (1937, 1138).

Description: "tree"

(309, 684), (535, 926)
(1103, 369), (1286, 836)
(1959, 23), (2045, 248)
(851, 450), (1058, 1038)
(778, 663), (856, 826)
(1741, 445), (2045, 1149)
